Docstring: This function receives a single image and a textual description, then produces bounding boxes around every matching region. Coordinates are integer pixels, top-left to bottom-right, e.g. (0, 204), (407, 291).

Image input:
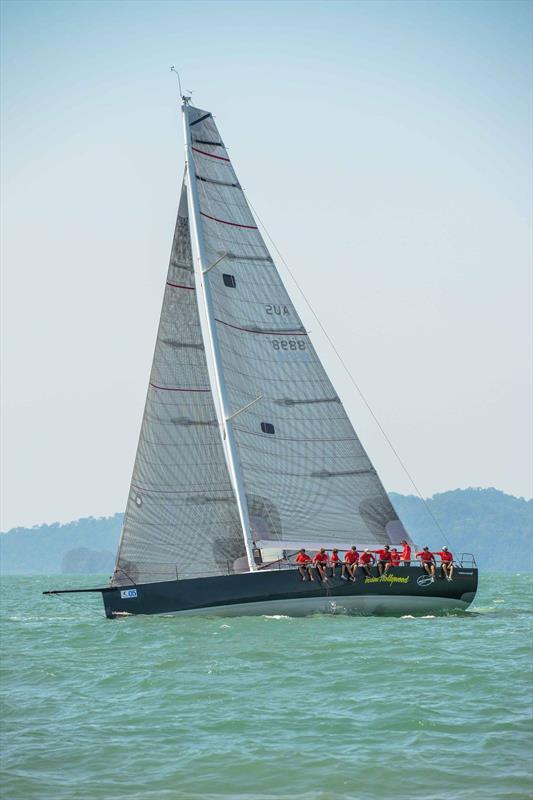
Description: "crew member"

(390, 548), (401, 567)
(416, 546), (436, 578)
(358, 549), (375, 577)
(400, 539), (411, 566)
(435, 546), (454, 580)
(372, 545), (392, 576)
(295, 548), (313, 581)
(330, 548), (341, 576)
(313, 548), (329, 581)
(342, 546), (359, 581)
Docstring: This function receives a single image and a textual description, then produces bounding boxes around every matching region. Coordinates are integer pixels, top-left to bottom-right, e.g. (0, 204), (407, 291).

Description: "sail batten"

(189, 112), (212, 126)
(197, 175), (241, 188)
(200, 211), (258, 229)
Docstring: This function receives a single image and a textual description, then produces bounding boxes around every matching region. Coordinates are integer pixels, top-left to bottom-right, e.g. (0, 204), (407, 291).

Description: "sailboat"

(46, 97), (478, 617)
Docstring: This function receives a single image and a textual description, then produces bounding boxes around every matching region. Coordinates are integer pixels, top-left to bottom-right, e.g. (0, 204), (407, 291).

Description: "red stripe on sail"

(200, 212), (257, 230)
(214, 318), (308, 336)
(166, 282), (195, 290)
(150, 383), (210, 392)
(192, 147), (230, 162)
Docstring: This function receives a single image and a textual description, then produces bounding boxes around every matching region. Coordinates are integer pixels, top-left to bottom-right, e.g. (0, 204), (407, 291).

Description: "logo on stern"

(416, 574), (434, 588)
(120, 588), (138, 599)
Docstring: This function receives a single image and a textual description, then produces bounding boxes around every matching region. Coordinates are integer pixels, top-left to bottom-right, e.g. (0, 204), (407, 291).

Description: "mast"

(181, 98), (257, 572)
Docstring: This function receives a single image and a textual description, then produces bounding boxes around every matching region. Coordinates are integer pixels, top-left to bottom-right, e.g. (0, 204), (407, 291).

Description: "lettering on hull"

(120, 589), (138, 599)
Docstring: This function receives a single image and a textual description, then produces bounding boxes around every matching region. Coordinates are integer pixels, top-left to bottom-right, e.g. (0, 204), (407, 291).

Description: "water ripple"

(1, 574), (532, 800)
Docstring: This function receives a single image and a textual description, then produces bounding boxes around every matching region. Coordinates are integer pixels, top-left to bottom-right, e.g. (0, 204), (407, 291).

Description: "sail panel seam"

(233, 428), (358, 442)
(132, 485), (232, 495)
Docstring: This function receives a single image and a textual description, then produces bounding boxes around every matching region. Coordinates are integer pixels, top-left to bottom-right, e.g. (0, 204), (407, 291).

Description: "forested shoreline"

(1, 488), (531, 574)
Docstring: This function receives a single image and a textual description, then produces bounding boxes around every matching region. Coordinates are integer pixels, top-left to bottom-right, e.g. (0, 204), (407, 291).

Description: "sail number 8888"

(272, 339), (306, 351)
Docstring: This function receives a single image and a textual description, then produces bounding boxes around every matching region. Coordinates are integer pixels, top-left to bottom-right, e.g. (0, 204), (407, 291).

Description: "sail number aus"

(265, 304), (290, 316)
(272, 340), (306, 351)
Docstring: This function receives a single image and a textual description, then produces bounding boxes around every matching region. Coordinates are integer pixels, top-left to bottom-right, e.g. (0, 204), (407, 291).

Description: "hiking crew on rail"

(294, 545), (455, 582)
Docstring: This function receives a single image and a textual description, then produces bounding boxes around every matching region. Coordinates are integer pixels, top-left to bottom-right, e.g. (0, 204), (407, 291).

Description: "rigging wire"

(244, 193), (452, 549)
(47, 590), (105, 618)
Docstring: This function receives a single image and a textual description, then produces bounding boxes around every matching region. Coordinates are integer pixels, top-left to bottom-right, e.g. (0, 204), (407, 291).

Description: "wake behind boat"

(45, 95), (478, 617)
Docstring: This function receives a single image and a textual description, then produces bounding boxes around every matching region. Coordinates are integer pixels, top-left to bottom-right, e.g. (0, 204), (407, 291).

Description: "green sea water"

(1, 574), (532, 800)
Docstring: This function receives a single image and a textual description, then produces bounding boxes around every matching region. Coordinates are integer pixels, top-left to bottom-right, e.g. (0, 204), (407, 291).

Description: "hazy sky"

(1, 0), (531, 531)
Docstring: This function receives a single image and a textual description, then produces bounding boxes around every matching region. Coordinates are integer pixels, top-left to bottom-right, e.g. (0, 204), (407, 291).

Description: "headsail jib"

(112, 183), (245, 587)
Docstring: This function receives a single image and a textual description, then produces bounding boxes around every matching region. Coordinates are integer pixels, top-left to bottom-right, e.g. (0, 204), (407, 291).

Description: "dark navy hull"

(102, 566), (478, 618)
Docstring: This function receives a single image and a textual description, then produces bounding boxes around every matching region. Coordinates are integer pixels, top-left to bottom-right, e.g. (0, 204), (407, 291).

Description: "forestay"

(112, 186), (244, 586)
(186, 104), (410, 552)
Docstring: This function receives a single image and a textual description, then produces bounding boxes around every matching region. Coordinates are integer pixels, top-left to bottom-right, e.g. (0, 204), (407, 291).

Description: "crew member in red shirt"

(329, 548), (341, 577)
(358, 549), (375, 577)
(342, 546), (359, 581)
(313, 548), (328, 581)
(416, 546), (436, 578)
(435, 546), (454, 580)
(400, 539), (411, 566)
(390, 548), (401, 567)
(372, 545), (392, 576)
(295, 548), (314, 581)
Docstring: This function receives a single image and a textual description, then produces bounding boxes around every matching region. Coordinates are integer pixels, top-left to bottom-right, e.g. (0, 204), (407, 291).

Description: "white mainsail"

(185, 105), (409, 551)
(113, 101), (410, 586)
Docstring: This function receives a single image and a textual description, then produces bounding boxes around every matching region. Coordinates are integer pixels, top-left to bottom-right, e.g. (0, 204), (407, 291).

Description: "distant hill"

(60, 547), (116, 574)
(0, 488), (531, 574)
(389, 488), (532, 572)
(0, 514), (123, 577)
